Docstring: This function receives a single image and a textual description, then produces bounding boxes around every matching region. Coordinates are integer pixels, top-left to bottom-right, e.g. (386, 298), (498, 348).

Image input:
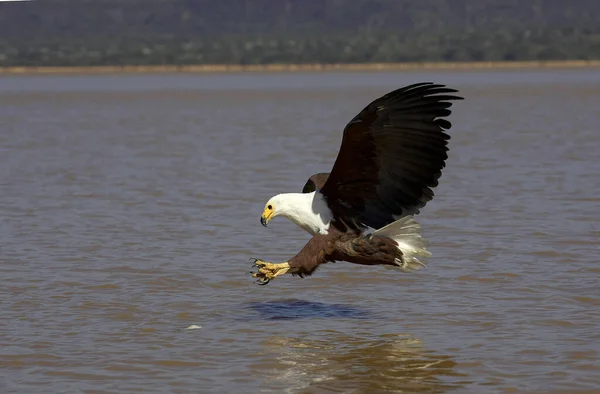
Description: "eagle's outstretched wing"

(315, 83), (463, 230)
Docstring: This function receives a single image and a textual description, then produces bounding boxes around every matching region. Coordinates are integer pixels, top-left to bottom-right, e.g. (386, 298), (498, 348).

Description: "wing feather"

(319, 82), (463, 230)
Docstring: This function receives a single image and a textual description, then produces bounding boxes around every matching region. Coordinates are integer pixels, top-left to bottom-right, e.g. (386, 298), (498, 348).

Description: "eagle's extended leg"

(249, 258), (297, 285)
(249, 234), (332, 285)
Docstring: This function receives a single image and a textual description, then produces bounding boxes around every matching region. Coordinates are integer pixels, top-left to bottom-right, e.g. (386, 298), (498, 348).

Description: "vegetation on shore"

(1, 0), (600, 67)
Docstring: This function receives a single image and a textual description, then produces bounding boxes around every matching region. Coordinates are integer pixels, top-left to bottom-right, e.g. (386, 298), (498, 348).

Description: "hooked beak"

(261, 207), (273, 227)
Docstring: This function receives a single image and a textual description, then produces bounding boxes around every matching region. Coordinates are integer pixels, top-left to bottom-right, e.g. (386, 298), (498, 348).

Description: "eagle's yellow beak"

(261, 205), (274, 227)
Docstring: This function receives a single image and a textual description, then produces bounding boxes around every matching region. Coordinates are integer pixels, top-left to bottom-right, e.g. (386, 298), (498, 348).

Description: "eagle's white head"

(261, 191), (332, 235)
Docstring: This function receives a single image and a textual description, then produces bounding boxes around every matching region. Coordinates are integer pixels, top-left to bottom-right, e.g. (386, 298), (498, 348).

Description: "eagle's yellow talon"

(250, 260), (292, 285)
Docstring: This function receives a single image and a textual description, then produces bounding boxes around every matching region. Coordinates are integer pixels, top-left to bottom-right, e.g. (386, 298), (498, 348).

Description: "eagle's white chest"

(276, 191), (333, 235)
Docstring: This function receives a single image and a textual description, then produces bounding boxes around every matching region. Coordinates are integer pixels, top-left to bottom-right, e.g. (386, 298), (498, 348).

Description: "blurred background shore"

(1, 0), (599, 70)
(2, 60), (600, 75)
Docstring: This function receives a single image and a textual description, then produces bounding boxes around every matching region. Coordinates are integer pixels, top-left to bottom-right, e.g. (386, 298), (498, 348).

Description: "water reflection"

(246, 300), (372, 320)
(257, 333), (467, 393)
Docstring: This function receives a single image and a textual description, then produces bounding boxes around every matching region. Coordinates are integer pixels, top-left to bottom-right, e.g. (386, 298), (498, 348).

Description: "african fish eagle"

(250, 82), (463, 285)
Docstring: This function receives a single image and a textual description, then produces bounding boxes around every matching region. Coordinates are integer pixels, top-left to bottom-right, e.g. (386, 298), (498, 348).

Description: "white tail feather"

(372, 216), (432, 272)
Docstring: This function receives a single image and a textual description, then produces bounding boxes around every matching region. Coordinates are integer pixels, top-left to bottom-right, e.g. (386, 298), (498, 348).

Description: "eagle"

(250, 82), (463, 285)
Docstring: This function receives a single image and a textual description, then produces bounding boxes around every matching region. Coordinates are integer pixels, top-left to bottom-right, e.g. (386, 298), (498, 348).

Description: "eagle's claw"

(249, 259), (292, 285)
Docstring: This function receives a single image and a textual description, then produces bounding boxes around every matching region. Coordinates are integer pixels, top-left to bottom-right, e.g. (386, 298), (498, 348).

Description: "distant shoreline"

(2, 60), (600, 75)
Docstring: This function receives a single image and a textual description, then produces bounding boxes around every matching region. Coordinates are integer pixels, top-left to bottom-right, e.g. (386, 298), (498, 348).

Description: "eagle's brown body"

(287, 226), (401, 277)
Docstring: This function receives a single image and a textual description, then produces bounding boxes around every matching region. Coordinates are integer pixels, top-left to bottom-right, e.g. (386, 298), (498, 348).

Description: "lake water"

(1, 69), (599, 393)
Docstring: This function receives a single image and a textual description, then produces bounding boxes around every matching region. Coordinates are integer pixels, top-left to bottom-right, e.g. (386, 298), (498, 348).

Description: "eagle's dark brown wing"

(301, 172), (330, 194)
(319, 82), (463, 230)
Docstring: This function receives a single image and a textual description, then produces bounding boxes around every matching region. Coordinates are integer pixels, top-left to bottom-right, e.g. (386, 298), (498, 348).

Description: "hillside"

(1, 0), (600, 66)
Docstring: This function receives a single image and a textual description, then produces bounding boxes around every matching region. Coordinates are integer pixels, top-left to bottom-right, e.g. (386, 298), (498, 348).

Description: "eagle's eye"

(267, 204), (273, 210)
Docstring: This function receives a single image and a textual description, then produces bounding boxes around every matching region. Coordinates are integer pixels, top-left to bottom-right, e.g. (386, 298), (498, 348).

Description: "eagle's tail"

(372, 216), (432, 272)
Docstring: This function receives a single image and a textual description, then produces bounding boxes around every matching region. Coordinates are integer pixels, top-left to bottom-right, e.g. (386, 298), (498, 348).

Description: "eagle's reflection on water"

(257, 333), (467, 393)
(246, 301), (469, 393)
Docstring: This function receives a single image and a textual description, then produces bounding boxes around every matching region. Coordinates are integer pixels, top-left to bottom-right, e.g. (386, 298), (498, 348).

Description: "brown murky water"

(1, 70), (599, 393)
